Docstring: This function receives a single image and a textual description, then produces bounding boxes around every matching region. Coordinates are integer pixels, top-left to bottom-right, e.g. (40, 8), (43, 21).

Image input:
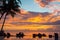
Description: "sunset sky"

(21, 0), (60, 12)
(0, 0), (60, 32)
(21, 0), (52, 12)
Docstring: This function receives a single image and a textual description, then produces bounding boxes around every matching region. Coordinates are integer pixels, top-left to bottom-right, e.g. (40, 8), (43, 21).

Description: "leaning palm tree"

(0, 0), (21, 31)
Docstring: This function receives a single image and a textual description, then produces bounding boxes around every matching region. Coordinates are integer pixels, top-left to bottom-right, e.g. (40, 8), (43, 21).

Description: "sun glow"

(1, 23), (53, 30)
(0, 9), (60, 31)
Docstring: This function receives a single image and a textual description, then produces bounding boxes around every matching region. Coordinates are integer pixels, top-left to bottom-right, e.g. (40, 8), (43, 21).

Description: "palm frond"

(17, 0), (22, 5)
(0, 12), (5, 20)
(0, 0), (21, 19)
(9, 11), (16, 18)
(12, 8), (20, 12)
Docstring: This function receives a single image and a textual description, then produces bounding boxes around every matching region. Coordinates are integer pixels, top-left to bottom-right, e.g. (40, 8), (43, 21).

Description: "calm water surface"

(0, 31), (60, 40)
(0, 25), (60, 40)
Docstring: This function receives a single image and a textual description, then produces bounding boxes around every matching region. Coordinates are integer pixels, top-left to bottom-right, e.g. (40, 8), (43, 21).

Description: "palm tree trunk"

(1, 14), (7, 31)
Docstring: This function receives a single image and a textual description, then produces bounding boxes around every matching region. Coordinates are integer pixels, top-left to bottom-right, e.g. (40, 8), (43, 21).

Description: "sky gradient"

(21, 0), (52, 12)
(0, 11), (60, 32)
(21, 0), (60, 13)
(0, 0), (60, 32)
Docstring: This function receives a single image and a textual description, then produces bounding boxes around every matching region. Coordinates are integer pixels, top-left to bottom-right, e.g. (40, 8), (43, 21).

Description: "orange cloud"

(5, 11), (60, 23)
(20, 9), (29, 14)
(1, 23), (53, 30)
(0, 10), (60, 31)
(34, 0), (54, 7)
(55, 0), (60, 2)
(34, 0), (60, 12)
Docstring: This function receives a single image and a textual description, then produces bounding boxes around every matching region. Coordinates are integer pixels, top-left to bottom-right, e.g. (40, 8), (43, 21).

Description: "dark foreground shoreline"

(0, 31), (59, 40)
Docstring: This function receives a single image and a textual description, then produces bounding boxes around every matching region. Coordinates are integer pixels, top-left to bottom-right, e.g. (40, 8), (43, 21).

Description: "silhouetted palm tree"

(49, 35), (53, 38)
(0, 0), (21, 31)
(42, 33), (46, 37)
(37, 33), (42, 38)
(33, 34), (37, 38)
(7, 33), (11, 38)
(16, 32), (25, 38)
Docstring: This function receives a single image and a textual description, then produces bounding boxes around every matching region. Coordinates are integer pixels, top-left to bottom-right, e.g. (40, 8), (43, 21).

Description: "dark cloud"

(35, 0), (54, 7)
(10, 22), (36, 25)
(42, 20), (60, 25)
(35, 0), (60, 13)
(37, 25), (60, 32)
(10, 20), (60, 26)
(20, 11), (51, 20)
(29, 12), (51, 17)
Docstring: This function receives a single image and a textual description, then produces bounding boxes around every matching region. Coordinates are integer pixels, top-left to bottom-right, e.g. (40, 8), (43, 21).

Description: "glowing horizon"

(0, 10), (60, 31)
(0, 0), (60, 32)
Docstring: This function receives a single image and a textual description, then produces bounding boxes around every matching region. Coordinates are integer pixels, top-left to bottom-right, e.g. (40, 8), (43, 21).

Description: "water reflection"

(2, 25), (60, 40)
(0, 36), (4, 40)
(2, 32), (59, 40)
